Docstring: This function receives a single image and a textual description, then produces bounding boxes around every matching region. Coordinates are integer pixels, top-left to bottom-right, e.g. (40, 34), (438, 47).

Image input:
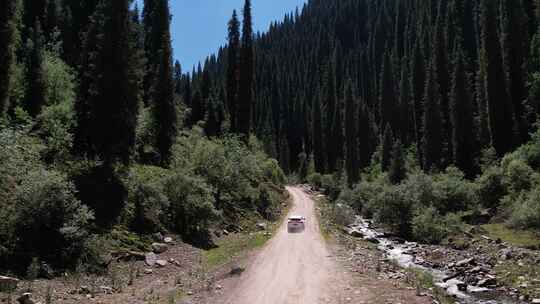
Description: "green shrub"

(475, 165), (506, 209)
(412, 207), (464, 244)
(320, 174), (341, 200)
(13, 169), (94, 271)
(508, 185), (540, 229)
(501, 158), (535, 193)
(349, 177), (387, 216)
(307, 172), (323, 188)
(165, 171), (220, 246)
(412, 207), (447, 244)
(374, 185), (415, 237)
(432, 167), (476, 214)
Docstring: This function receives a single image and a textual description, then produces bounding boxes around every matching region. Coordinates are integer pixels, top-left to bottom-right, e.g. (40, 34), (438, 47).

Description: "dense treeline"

(0, 0), (284, 275)
(194, 0), (540, 183)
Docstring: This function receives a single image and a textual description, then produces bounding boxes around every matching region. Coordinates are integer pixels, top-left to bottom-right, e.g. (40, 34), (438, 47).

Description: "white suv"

(287, 215), (306, 233)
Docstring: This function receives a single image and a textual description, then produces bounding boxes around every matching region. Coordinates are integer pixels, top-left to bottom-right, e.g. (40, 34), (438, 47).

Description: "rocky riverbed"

(344, 217), (540, 304)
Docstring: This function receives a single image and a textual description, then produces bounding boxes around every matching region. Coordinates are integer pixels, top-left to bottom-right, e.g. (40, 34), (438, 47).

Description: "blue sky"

(137, 0), (308, 71)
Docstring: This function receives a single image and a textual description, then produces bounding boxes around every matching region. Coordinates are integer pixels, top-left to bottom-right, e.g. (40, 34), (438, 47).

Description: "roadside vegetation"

(308, 123), (540, 246)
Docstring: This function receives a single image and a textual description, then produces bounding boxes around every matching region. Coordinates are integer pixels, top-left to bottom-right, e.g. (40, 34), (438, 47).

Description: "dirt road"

(219, 186), (350, 304)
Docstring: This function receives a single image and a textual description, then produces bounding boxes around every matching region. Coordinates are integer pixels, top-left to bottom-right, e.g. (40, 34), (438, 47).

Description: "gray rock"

(223, 229), (230, 236)
(0, 275), (19, 292)
(156, 260), (168, 267)
(477, 277), (497, 287)
(531, 299), (540, 304)
(144, 268), (153, 274)
(152, 242), (168, 254)
(455, 257), (476, 267)
(145, 252), (157, 266)
(17, 293), (35, 304)
(256, 223), (268, 231)
(152, 232), (164, 242)
(164, 237), (174, 244)
(364, 237), (379, 244)
(348, 228), (364, 238)
(100, 286), (113, 294)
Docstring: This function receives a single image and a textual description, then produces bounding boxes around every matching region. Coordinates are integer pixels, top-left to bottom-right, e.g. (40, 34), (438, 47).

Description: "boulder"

(16, 293), (35, 304)
(144, 268), (153, 274)
(164, 237), (174, 244)
(145, 252), (157, 266)
(152, 232), (164, 242)
(256, 223), (268, 231)
(531, 299), (540, 304)
(156, 260), (168, 267)
(348, 228), (364, 238)
(477, 277), (497, 287)
(455, 257), (476, 267)
(364, 237), (380, 244)
(152, 242), (168, 254)
(0, 276), (19, 292)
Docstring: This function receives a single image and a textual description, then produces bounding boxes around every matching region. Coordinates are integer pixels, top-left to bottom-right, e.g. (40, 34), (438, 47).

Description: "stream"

(350, 217), (524, 304)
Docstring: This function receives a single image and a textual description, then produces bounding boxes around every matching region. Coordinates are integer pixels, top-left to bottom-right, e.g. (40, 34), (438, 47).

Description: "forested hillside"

(0, 0), (285, 275)
(191, 0), (540, 249)
(197, 0), (539, 178)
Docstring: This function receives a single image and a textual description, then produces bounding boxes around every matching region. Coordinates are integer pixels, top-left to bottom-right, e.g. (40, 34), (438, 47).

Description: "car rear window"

(289, 218), (302, 222)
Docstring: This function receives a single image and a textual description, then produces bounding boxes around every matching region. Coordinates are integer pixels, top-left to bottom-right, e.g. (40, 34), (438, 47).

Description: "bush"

(12, 169), (94, 271)
(507, 185), (540, 229)
(412, 207), (447, 244)
(165, 171), (220, 246)
(475, 165), (506, 209)
(432, 167), (476, 214)
(320, 174), (341, 200)
(411, 207), (463, 244)
(374, 185), (415, 237)
(307, 172), (323, 188)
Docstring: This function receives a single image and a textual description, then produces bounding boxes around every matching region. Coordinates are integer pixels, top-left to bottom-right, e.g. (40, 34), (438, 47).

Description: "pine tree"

(411, 41), (426, 151)
(174, 60), (182, 95)
(237, 0), (254, 139)
(25, 21), (47, 117)
(151, 0), (177, 165)
(481, 0), (515, 156)
(422, 64), (442, 171)
(398, 59), (413, 145)
(358, 102), (373, 169)
(74, 0), (141, 164)
(227, 10), (240, 133)
(312, 90), (325, 173)
(501, 0), (528, 140)
(433, 4), (452, 165)
(324, 58), (339, 171)
(450, 47), (476, 177)
(0, 0), (19, 118)
(389, 139), (406, 184)
(379, 50), (396, 129)
(381, 124), (393, 172)
(344, 81), (359, 184)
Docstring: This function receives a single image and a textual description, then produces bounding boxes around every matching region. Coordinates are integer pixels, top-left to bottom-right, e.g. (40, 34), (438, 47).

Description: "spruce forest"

(4, 0), (540, 302)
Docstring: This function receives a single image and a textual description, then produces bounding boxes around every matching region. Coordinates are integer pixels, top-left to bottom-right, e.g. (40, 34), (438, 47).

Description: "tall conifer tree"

(481, 0), (515, 156)
(0, 0), (20, 118)
(237, 0), (254, 139)
(227, 10), (240, 133)
(344, 81), (359, 184)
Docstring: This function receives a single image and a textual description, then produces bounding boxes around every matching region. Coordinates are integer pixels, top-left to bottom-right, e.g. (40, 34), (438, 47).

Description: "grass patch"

(405, 268), (455, 304)
(481, 223), (540, 249)
(107, 228), (153, 252)
(202, 232), (271, 270)
(495, 262), (540, 299)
